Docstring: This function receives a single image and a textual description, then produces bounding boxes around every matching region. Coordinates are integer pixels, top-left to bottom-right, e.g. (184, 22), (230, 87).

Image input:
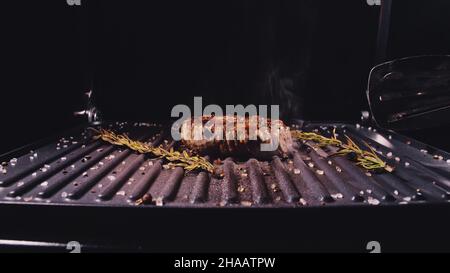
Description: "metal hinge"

(74, 90), (102, 125)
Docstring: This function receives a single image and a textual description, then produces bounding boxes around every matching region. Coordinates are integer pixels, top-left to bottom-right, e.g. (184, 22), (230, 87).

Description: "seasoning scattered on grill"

(10, 158), (17, 166)
(240, 201), (252, 207)
(0, 122), (449, 209)
(271, 183), (279, 192)
(331, 193), (344, 199)
(107, 175), (116, 181)
(116, 191), (126, 196)
(367, 197), (380, 205)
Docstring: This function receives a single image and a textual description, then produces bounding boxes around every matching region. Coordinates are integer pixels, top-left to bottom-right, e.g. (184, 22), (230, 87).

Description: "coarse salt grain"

(107, 175), (116, 181)
(156, 197), (164, 207)
(367, 197), (380, 205)
(331, 193), (344, 199)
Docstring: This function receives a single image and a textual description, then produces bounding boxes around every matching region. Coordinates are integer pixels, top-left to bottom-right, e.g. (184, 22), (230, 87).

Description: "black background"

(2, 0), (450, 153)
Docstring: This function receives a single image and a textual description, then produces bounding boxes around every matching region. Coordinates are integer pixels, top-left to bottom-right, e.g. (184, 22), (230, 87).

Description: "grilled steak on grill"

(180, 115), (294, 159)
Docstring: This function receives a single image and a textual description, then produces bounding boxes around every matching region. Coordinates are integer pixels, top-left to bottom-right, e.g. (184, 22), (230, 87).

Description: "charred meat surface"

(180, 116), (294, 159)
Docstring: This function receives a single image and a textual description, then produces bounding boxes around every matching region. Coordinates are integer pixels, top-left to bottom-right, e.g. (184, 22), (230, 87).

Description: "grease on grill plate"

(0, 121), (449, 208)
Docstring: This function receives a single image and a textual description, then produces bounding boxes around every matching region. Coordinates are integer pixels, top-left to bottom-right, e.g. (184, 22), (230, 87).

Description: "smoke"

(260, 65), (304, 120)
(255, 0), (317, 121)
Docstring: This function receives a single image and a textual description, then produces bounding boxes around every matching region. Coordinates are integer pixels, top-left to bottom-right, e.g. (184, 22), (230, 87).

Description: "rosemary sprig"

(92, 128), (214, 173)
(291, 129), (393, 173)
(290, 130), (342, 147)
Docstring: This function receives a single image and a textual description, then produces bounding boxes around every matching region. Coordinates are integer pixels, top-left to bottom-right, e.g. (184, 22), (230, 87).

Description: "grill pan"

(1, 121), (449, 208)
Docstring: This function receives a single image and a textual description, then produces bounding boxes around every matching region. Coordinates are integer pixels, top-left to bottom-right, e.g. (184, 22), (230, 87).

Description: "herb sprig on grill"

(291, 129), (394, 172)
(92, 128), (214, 173)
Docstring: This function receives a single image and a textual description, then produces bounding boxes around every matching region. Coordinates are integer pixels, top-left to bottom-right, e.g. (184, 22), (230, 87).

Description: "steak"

(180, 115), (294, 159)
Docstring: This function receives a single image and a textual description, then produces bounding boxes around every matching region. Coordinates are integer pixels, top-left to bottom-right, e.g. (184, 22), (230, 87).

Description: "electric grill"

(0, 117), (450, 251)
(2, 1), (450, 253)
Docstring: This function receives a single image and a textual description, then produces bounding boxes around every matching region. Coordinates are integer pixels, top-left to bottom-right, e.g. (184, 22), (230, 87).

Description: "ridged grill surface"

(1, 121), (449, 208)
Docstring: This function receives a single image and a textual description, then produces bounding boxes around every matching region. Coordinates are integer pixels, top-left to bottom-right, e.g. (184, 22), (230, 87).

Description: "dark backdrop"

(2, 0), (450, 153)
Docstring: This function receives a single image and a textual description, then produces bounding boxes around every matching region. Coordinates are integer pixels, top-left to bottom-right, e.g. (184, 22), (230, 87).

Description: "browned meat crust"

(180, 115), (293, 159)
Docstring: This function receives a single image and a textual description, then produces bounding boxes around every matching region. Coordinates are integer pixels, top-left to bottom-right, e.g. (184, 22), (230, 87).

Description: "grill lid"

(367, 55), (450, 131)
